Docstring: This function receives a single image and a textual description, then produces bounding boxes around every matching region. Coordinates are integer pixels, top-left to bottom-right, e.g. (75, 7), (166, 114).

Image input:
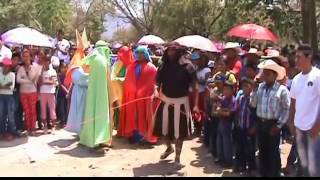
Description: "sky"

(102, 15), (130, 39)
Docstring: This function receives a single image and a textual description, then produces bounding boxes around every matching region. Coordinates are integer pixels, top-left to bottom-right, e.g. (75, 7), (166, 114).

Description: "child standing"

(0, 59), (23, 140)
(39, 55), (58, 134)
(204, 74), (226, 158)
(11, 53), (24, 132)
(234, 77), (257, 174)
(216, 80), (237, 168)
(57, 63), (69, 128)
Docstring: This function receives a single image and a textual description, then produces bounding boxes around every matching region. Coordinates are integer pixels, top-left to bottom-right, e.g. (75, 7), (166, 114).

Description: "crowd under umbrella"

(174, 35), (219, 53)
(1, 27), (54, 48)
(137, 35), (165, 45)
(227, 23), (279, 43)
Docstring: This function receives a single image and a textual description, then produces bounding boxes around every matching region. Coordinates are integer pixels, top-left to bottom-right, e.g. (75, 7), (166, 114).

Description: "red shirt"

(228, 58), (242, 80)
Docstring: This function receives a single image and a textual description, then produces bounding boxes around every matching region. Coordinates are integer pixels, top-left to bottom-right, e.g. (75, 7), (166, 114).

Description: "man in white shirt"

(0, 37), (13, 63)
(53, 29), (70, 65)
(289, 44), (320, 177)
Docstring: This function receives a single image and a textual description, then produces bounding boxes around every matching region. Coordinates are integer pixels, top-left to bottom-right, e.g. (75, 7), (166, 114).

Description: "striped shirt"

(250, 82), (290, 128)
(236, 95), (257, 129)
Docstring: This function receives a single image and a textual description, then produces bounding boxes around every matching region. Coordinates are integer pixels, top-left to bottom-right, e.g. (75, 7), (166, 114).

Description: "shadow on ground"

(48, 138), (105, 158)
(190, 138), (243, 177)
(0, 137), (28, 148)
(133, 160), (187, 177)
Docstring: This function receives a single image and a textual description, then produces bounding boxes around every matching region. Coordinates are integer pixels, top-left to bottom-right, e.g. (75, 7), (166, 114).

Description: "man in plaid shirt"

(251, 60), (290, 177)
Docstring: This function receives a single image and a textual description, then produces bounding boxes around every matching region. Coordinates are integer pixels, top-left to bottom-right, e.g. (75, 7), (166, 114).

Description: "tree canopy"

(0, 0), (318, 47)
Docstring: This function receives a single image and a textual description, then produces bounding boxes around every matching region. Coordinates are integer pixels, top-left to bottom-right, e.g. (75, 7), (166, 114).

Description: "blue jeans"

(0, 94), (17, 134)
(217, 120), (233, 164)
(296, 129), (320, 177)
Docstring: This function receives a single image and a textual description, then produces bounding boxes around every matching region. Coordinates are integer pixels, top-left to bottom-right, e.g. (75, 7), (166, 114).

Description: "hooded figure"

(65, 30), (89, 135)
(79, 40), (116, 149)
(111, 46), (135, 129)
(118, 46), (157, 144)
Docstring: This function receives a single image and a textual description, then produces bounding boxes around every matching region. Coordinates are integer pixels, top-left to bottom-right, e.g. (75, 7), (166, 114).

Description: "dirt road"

(0, 130), (291, 177)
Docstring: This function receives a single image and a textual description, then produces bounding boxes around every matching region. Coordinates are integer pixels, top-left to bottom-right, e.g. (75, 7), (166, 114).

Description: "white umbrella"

(1, 27), (54, 48)
(174, 35), (219, 52)
(138, 35), (165, 45)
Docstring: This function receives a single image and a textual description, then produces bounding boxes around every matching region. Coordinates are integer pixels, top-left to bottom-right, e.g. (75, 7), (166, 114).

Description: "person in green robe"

(79, 40), (116, 152)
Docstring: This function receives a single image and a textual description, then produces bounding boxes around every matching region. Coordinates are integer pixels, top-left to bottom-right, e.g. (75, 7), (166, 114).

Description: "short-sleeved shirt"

(157, 61), (196, 98)
(0, 70), (15, 95)
(290, 67), (320, 131)
(40, 68), (58, 94)
(196, 67), (211, 93)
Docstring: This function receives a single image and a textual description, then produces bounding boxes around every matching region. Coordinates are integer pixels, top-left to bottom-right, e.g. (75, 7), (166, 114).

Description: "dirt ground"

(0, 130), (291, 177)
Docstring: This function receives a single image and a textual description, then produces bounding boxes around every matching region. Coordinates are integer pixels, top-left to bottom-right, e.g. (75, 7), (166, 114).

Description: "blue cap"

(191, 52), (201, 61)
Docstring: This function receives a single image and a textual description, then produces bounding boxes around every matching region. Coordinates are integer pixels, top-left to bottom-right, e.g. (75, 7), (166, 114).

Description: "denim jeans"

(0, 94), (17, 134)
(217, 120), (233, 164)
(296, 129), (320, 177)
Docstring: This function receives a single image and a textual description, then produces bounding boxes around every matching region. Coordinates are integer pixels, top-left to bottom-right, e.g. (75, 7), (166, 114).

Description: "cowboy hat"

(261, 49), (280, 59)
(258, 59), (286, 80)
(224, 42), (240, 50)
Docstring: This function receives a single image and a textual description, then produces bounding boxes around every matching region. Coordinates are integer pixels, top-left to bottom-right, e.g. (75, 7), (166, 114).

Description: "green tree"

(153, 0), (225, 40)
(72, 0), (114, 42)
(0, 0), (72, 36)
(111, 26), (139, 43)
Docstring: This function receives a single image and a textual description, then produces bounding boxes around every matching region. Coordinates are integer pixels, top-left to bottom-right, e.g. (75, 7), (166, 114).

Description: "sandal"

(160, 147), (174, 160)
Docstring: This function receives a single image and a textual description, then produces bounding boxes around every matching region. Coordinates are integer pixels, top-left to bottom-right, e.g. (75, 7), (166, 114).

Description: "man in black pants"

(251, 60), (290, 177)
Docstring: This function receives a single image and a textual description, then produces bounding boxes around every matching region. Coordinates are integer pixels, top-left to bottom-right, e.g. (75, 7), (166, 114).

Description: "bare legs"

(160, 138), (185, 170)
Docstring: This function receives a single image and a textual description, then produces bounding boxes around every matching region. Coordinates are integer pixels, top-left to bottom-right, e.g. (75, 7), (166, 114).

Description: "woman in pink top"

(17, 50), (40, 136)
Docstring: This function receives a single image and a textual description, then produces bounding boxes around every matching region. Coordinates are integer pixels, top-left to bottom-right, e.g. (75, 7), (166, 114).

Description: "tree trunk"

(301, 0), (318, 52)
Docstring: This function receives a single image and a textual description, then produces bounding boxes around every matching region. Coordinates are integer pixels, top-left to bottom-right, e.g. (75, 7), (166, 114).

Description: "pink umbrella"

(174, 35), (219, 52)
(138, 35), (165, 45)
(227, 23), (278, 42)
(1, 27), (54, 48)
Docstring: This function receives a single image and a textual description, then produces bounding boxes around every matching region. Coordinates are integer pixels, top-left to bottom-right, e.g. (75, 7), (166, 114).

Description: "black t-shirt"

(157, 61), (196, 98)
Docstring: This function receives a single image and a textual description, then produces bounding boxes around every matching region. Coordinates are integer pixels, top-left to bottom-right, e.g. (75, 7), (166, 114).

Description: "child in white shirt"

(39, 56), (58, 134)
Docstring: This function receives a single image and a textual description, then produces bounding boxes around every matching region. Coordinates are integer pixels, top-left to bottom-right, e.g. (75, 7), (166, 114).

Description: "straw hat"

(224, 42), (240, 50)
(258, 59), (286, 80)
(261, 49), (280, 59)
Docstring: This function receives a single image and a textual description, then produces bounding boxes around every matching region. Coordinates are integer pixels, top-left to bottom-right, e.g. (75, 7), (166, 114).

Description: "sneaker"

(13, 131), (27, 138)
